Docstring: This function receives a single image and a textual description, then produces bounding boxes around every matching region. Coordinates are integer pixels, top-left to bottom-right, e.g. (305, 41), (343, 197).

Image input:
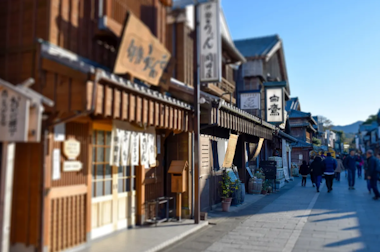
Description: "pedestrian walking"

(366, 150), (380, 200)
(344, 149), (357, 190)
(310, 155), (324, 193)
(300, 160), (310, 187)
(320, 151), (326, 160)
(357, 153), (364, 178)
(323, 153), (337, 193)
(335, 155), (344, 181)
(309, 156), (316, 187)
(364, 157), (372, 194)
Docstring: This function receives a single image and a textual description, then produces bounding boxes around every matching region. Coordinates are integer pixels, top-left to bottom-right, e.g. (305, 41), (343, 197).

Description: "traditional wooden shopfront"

(9, 41), (192, 252)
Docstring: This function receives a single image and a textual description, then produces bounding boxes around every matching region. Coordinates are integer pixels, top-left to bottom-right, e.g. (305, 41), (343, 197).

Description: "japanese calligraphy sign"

(198, 0), (221, 83)
(0, 86), (30, 141)
(63, 139), (81, 160)
(114, 12), (171, 86)
(240, 92), (260, 110)
(265, 87), (284, 123)
(110, 128), (122, 166)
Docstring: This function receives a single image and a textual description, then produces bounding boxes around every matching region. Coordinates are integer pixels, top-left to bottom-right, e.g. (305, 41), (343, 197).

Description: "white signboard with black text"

(0, 87), (30, 141)
(240, 92), (260, 110)
(198, 0), (221, 83)
(265, 88), (284, 123)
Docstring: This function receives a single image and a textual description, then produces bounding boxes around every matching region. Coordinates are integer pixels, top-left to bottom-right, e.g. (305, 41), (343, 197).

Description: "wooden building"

(288, 110), (317, 164)
(165, 5), (276, 211)
(0, 1), (194, 252)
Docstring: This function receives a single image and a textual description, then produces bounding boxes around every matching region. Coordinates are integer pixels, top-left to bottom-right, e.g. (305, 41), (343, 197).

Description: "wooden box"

(168, 160), (188, 193)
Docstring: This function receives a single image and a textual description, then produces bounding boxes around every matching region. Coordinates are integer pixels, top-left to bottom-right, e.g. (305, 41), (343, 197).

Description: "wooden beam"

(41, 58), (88, 82)
(48, 185), (87, 199)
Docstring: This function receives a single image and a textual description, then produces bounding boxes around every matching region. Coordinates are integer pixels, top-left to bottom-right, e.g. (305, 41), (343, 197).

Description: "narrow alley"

(161, 175), (380, 252)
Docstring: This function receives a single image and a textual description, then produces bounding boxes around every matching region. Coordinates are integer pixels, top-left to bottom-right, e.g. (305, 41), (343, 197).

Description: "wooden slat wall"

(0, 0), (49, 85)
(50, 122), (90, 187)
(41, 70), (87, 114)
(210, 108), (273, 140)
(11, 142), (43, 247)
(50, 194), (86, 252)
(166, 22), (194, 87)
(92, 83), (191, 132)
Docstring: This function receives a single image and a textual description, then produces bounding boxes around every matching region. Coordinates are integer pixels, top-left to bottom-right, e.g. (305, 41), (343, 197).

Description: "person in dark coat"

(310, 155), (324, 192)
(344, 150), (357, 190)
(366, 150), (380, 200)
(299, 160), (310, 187)
(309, 156), (316, 187)
(323, 153), (337, 193)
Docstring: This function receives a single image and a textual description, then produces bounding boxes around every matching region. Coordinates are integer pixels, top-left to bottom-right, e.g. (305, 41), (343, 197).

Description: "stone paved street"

(161, 174), (380, 252)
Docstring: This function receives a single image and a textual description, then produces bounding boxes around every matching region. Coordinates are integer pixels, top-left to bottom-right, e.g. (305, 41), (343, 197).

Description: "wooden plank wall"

(40, 70), (87, 114)
(11, 142), (43, 247)
(166, 22), (194, 87)
(164, 132), (191, 217)
(49, 122), (90, 187)
(0, 0), (49, 85)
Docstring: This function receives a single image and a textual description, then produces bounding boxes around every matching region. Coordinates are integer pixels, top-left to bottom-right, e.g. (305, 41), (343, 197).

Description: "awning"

(39, 40), (192, 132)
(208, 99), (274, 140)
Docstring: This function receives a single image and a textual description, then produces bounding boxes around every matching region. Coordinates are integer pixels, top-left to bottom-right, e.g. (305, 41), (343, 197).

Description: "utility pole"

(193, 0), (200, 224)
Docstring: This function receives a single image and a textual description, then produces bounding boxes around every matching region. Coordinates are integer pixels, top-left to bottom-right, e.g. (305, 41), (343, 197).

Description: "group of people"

(299, 150), (380, 200)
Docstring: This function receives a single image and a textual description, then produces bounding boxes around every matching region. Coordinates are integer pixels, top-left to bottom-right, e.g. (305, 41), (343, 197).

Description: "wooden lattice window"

(118, 165), (136, 193)
(92, 130), (112, 197)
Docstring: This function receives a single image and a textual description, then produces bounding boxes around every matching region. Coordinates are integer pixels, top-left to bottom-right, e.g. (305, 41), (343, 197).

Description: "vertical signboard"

(0, 88), (30, 141)
(265, 88), (284, 123)
(198, 0), (221, 83)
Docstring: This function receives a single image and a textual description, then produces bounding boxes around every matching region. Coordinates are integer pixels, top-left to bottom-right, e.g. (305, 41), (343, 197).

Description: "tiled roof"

(285, 97), (300, 112)
(39, 40), (192, 110)
(234, 35), (280, 58)
(289, 110), (311, 118)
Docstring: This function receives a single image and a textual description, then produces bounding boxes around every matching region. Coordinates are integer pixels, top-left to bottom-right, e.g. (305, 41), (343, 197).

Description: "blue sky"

(222, 0), (380, 126)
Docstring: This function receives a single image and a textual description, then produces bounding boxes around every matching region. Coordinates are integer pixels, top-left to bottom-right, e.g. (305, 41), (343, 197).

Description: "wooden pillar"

(136, 164), (145, 225)
(176, 193), (182, 221)
(0, 142), (15, 252)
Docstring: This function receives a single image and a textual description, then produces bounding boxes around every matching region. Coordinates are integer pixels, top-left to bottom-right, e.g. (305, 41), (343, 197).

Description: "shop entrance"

(90, 127), (137, 240)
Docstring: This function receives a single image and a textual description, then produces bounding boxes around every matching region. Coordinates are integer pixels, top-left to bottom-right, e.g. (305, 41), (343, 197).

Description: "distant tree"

(317, 115), (333, 131)
(363, 115), (378, 125)
(312, 137), (321, 146)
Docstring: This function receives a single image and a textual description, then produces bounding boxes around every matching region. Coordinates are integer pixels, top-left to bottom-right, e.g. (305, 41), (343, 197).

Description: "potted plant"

(261, 181), (268, 195)
(267, 180), (273, 194)
(219, 171), (237, 212)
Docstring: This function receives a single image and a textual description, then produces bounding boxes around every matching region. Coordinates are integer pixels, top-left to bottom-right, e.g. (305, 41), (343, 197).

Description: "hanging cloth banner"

(140, 133), (149, 168)
(130, 132), (140, 166)
(217, 139), (227, 169)
(120, 130), (131, 166)
(282, 138), (290, 180)
(110, 128), (122, 166)
(148, 133), (156, 167)
(222, 134), (239, 168)
(253, 138), (265, 160)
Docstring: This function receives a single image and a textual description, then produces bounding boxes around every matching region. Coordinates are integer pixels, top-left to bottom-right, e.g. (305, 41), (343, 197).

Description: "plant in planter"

(261, 180), (268, 195)
(266, 180), (273, 193)
(219, 171), (238, 212)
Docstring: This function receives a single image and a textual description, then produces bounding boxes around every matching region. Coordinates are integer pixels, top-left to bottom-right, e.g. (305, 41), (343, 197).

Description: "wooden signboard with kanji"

(114, 12), (171, 86)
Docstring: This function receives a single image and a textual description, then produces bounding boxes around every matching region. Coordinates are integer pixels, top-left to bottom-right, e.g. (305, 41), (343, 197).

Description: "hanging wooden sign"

(63, 139), (80, 160)
(63, 161), (83, 172)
